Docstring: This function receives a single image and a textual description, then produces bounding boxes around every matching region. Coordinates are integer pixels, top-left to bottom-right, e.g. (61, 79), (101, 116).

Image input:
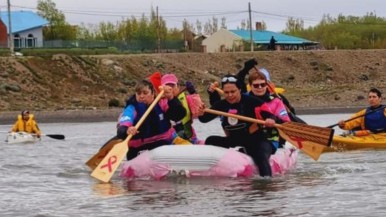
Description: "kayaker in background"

(246, 70), (291, 151)
(198, 74), (279, 177)
(10, 110), (41, 137)
(117, 79), (186, 160)
(338, 88), (386, 136)
(161, 73), (205, 144)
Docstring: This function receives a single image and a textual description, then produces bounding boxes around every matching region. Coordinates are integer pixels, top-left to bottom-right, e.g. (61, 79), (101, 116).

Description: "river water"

(1, 113), (386, 217)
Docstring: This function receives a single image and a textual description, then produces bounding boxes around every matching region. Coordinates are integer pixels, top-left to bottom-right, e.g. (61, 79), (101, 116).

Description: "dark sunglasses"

(251, 83), (267, 88)
(221, 76), (238, 83)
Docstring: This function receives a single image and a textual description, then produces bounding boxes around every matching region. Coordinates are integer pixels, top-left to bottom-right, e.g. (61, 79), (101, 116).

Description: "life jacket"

(174, 92), (194, 139)
(248, 91), (289, 150)
(12, 114), (39, 133)
(364, 106), (386, 133)
(177, 92), (192, 125)
(128, 101), (172, 147)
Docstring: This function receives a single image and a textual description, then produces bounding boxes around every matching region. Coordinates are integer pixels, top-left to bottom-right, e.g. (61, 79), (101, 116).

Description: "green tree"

(37, 0), (76, 40)
(283, 17), (304, 34)
(287, 13), (386, 49)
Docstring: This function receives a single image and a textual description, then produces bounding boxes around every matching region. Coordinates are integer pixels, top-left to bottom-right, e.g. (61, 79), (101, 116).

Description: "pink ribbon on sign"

(288, 136), (304, 149)
(100, 156), (118, 173)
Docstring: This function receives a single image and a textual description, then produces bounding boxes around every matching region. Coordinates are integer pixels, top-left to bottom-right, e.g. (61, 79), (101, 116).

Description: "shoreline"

(0, 106), (362, 125)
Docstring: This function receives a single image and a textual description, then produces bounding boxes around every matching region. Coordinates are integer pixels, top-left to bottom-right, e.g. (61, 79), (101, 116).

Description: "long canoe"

(324, 133), (386, 152)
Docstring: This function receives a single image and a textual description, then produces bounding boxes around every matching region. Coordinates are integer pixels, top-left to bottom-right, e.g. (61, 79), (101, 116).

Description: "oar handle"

(204, 108), (332, 141)
(204, 108), (265, 125)
(327, 106), (386, 128)
(214, 87), (224, 95)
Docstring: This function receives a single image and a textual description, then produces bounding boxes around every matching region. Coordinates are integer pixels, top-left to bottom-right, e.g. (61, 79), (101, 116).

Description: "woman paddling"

(161, 73), (205, 144)
(246, 70), (291, 150)
(117, 79), (186, 160)
(198, 74), (279, 177)
(338, 88), (386, 136)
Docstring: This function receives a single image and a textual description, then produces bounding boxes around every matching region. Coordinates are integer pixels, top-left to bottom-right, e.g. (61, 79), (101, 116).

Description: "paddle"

(85, 136), (122, 170)
(327, 106), (386, 128)
(40, 134), (65, 140)
(85, 88), (187, 170)
(204, 108), (334, 161)
(91, 89), (165, 183)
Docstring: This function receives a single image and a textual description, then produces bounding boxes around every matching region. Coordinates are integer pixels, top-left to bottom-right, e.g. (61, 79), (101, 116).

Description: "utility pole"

(248, 2), (253, 52)
(7, 0), (14, 55)
(156, 6), (160, 53)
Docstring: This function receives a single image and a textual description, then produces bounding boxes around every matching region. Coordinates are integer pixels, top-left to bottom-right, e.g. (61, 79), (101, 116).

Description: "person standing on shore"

(269, 36), (277, 51)
(338, 88), (386, 136)
(10, 110), (41, 137)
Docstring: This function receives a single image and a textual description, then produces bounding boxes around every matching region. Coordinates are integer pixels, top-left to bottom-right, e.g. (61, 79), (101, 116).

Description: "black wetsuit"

(199, 94), (276, 177)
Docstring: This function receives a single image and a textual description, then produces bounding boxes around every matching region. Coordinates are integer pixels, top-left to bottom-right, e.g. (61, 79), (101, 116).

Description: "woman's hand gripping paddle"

(91, 89), (165, 183)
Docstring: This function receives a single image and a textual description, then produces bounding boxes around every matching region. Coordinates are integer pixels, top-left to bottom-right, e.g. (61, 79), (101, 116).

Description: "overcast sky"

(1, 0), (386, 32)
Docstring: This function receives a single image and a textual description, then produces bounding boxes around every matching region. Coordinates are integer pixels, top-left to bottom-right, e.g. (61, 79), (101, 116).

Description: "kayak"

(120, 145), (297, 180)
(324, 133), (386, 152)
(5, 132), (40, 144)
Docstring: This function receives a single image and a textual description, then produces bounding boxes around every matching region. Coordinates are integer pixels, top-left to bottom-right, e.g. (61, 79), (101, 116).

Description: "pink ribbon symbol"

(289, 136), (304, 149)
(100, 156), (117, 173)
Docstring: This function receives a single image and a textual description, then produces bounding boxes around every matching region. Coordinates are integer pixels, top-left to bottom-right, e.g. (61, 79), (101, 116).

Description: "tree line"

(37, 0), (386, 50)
(283, 12), (386, 49)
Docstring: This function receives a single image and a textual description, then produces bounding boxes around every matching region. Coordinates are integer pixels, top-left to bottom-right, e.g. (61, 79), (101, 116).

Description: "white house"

(201, 28), (243, 53)
(0, 11), (49, 48)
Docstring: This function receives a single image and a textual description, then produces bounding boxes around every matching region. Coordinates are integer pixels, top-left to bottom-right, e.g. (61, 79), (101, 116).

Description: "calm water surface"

(1, 113), (386, 217)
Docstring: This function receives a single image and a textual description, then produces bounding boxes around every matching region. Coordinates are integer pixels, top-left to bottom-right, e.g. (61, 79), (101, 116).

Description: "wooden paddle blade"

(85, 138), (122, 170)
(91, 89), (165, 183)
(276, 122), (334, 161)
(278, 128), (326, 161)
(91, 139), (129, 183)
(278, 122), (334, 147)
(203, 108), (333, 161)
(45, 134), (65, 140)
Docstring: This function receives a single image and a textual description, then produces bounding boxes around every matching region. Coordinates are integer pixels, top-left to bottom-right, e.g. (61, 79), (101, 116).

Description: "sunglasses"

(251, 83), (267, 88)
(221, 76), (238, 83)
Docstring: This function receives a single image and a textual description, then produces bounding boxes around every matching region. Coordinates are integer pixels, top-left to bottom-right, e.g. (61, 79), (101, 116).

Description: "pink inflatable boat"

(120, 145), (297, 180)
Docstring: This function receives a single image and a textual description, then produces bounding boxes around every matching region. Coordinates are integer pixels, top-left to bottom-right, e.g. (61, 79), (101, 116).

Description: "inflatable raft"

(120, 145), (297, 180)
(324, 133), (386, 152)
(5, 132), (40, 144)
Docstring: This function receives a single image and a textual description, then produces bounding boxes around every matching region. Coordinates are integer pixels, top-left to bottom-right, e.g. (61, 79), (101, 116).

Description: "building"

(202, 28), (244, 53)
(0, 19), (7, 48)
(0, 11), (49, 49)
(202, 28), (319, 53)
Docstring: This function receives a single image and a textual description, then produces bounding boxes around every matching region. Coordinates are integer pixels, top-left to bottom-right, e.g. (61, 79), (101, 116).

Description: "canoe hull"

(5, 132), (40, 144)
(120, 145), (297, 180)
(325, 133), (386, 152)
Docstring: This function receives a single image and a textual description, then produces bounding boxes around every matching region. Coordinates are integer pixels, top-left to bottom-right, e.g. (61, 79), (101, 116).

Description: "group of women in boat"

(111, 58), (302, 177)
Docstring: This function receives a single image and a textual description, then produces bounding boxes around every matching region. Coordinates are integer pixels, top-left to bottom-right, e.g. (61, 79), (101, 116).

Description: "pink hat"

(161, 74), (178, 85)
